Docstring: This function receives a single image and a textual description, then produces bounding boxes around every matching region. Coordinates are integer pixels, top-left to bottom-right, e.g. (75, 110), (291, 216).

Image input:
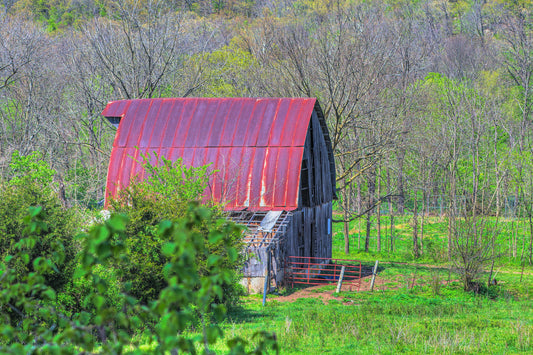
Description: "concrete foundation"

(240, 276), (265, 294)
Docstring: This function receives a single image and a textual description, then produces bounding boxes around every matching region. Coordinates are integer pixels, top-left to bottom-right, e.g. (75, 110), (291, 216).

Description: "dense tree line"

(2, 0), (533, 264)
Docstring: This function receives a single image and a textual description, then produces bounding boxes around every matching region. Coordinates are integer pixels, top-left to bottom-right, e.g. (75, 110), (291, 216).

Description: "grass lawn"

(213, 216), (533, 354)
(217, 267), (533, 354)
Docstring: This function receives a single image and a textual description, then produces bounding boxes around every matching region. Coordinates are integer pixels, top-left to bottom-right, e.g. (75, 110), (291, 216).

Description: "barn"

(102, 97), (336, 293)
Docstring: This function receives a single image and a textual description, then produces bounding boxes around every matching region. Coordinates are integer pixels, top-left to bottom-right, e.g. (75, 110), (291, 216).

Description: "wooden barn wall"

(242, 204), (333, 281)
(283, 108), (336, 261)
(286, 202), (332, 260)
(242, 243), (287, 279)
(299, 110), (334, 208)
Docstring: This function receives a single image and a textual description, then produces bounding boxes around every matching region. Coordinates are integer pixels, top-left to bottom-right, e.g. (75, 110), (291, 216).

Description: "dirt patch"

(273, 285), (340, 304)
(271, 273), (459, 304)
(271, 261), (512, 304)
(273, 274), (376, 304)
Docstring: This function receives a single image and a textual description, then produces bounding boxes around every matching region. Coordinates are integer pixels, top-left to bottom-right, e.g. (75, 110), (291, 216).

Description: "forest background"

(2, 0), (533, 353)
(3, 0), (533, 266)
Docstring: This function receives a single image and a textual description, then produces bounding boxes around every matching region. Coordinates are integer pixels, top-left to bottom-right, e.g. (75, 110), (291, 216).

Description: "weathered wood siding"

(242, 106), (336, 291)
(286, 202), (332, 260)
(285, 108), (335, 260)
(299, 110), (335, 208)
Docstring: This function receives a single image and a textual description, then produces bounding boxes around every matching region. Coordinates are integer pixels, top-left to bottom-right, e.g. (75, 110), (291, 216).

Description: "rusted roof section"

(103, 97), (323, 211)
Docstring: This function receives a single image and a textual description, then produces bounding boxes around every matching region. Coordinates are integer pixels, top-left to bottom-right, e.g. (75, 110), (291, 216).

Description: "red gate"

(285, 256), (362, 291)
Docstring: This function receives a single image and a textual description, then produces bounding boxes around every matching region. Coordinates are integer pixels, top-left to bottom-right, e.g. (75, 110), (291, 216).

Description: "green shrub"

(0, 205), (277, 354)
(109, 152), (245, 306)
(0, 181), (79, 289)
(0, 151), (80, 294)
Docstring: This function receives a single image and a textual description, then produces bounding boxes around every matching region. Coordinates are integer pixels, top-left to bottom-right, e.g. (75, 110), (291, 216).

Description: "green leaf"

(28, 206), (43, 217)
(208, 230), (224, 243)
(33, 257), (44, 270)
(125, 296), (137, 306)
(42, 288), (56, 301)
(207, 254), (221, 267)
(94, 226), (110, 244)
(162, 242), (176, 257)
(1, 325), (14, 339)
(107, 215), (127, 231)
(158, 220), (172, 234)
(94, 315), (103, 326)
(212, 304), (226, 322)
(205, 324), (222, 344)
(228, 247), (238, 262)
(22, 253), (30, 265)
(94, 295), (105, 310)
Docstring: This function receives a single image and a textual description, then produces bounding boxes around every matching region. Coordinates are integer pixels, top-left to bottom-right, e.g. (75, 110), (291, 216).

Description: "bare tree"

(243, 3), (402, 253)
(60, 0), (230, 203)
(501, 6), (533, 264)
(0, 13), (62, 168)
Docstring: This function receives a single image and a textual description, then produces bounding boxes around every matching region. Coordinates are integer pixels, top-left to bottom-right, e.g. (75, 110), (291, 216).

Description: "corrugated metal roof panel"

(101, 99), (129, 117)
(139, 100), (161, 148)
(219, 101), (244, 147)
(103, 98), (325, 211)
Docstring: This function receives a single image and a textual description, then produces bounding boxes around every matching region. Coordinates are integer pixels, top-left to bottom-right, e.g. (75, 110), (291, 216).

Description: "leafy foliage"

(0, 205), (278, 354)
(0, 151), (276, 353)
(8, 151), (56, 188)
(0, 152), (78, 295)
(109, 151), (245, 306)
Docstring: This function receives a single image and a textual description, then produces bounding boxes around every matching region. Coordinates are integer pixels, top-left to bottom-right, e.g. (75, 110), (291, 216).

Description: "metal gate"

(285, 256), (362, 291)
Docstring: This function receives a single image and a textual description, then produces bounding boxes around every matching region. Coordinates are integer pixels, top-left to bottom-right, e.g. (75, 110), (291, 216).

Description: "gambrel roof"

(102, 97), (335, 211)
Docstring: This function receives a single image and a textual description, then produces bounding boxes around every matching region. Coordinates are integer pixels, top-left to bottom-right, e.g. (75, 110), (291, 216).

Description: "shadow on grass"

(226, 305), (265, 323)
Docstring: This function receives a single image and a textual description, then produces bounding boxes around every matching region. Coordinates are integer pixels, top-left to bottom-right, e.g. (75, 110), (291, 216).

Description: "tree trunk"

(413, 191), (420, 258)
(365, 213), (372, 252)
(358, 218), (362, 250)
(421, 188), (426, 254)
(343, 198), (350, 255)
(447, 169), (457, 260)
(365, 172), (376, 252)
(390, 213), (395, 252)
(387, 168), (395, 252)
(514, 218), (518, 259)
(397, 161), (405, 214)
(528, 209), (533, 265)
(376, 167), (381, 252)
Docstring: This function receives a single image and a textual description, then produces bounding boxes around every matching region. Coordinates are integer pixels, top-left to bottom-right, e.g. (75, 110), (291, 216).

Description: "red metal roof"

(103, 98), (319, 211)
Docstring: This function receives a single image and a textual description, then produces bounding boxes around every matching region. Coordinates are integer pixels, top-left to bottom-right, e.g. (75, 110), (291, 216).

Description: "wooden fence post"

(262, 249), (271, 306)
(370, 260), (379, 292)
(335, 266), (346, 293)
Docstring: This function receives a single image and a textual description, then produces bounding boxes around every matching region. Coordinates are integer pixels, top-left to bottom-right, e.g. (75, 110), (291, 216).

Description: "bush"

(109, 152), (245, 306)
(0, 151), (272, 353)
(0, 151), (79, 294)
(0, 205), (278, 354)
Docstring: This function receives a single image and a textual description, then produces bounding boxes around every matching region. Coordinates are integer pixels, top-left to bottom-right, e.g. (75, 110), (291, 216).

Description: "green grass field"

(331, 215), (532, 266)
(214, 216), (533, 354)
(221, 289), (532, 354)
